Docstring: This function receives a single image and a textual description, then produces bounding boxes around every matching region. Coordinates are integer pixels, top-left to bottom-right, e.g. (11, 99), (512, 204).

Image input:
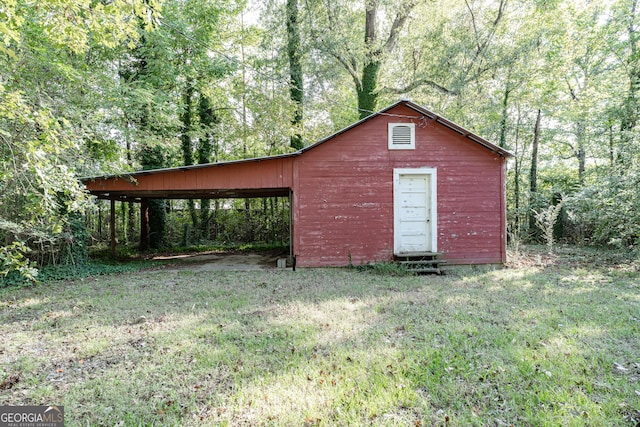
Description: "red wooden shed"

(85, 100), (512, 266)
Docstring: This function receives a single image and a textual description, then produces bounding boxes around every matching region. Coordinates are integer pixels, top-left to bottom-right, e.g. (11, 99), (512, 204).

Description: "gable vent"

(388, 123), (416, 150)
(392, 125), (412, 144)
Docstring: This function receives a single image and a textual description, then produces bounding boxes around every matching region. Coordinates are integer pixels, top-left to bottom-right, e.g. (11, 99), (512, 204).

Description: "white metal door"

(394, 169), (437, 254)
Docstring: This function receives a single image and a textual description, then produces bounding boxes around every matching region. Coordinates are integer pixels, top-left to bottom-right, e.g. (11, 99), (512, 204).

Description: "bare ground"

(152, 249), (289, 272)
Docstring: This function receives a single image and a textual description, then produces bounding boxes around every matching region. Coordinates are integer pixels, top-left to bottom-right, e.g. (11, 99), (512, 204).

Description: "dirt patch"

(154, 250), (288, 272)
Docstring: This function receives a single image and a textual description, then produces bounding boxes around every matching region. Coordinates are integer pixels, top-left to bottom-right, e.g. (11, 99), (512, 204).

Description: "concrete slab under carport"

(154, 250), (291, 272)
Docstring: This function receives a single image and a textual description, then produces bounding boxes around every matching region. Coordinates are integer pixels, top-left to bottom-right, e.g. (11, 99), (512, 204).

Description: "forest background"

(1, 0), (640, 279)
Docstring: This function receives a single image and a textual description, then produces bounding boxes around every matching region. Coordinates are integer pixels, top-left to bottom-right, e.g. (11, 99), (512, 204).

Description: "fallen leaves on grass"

(0, 372), (21, 390)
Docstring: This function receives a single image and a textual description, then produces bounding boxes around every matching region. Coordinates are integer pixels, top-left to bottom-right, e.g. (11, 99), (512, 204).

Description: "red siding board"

(87, 158), (295, 194)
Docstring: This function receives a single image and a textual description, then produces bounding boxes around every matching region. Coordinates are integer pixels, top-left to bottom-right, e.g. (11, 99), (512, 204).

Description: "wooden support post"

(110, 199), (116, 257)
(289, 189), (295, 271)
(140, 198), (149, 251)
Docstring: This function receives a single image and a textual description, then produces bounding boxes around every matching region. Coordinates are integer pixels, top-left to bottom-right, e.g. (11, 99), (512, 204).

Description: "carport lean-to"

(84, 154), (296, 262)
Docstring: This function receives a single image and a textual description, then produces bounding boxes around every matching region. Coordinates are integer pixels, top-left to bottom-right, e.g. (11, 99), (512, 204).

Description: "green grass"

(0, 246), (639, 426)
(0, 259), (164, 288)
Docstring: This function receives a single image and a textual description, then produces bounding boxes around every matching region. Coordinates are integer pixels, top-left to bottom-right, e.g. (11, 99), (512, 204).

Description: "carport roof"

(86, 153), (298, 181)
(84, 153), (296, 201)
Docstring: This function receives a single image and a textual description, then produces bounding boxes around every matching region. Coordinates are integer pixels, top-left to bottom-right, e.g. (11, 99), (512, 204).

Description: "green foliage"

(166, 198), (290, 247)
(286, 0), (304, 149)
(137, 142), (168, 170)
(0, 87), (91, 277)
(0, 241), (37, 283)
(137, 143), (169, 250)
(533, 195), (565, 253)
(567, 172), (640, 248)
(0, 259), (161, 288)
(60, 213), (90, 265)
(0, 0), (161, 279)
(147, 199), (167, 250)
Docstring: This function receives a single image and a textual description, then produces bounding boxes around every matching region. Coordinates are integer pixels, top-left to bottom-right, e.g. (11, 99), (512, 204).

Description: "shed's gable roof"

(300, 99), (513, 158)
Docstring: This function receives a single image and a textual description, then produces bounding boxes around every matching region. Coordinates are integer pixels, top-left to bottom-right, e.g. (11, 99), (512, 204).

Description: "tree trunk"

(576, 119), (586, 184)
(529, 109), (541, 238)
(358, 1), (381, 119)
(358, 61), (382, 119)
(123, 113), (137, 244)
(317, 0), (414, 119)
(140, 199), (149, 251)
(197, 93), (217, 239)
(616, 0), (640, 170)
(180, 79), (199, 236)
(181, 78), (195, 166)
(127, 22), (166, 250)
(244, 199), (253, 241)
(110, 199), (116, 257)
(499, 83), (510, 148)
(148, 199), (166, 249)
(609, 124), (615, 171)
(138, 144), (167, 249)
(286, 0), (304, 149)
(513, 109), (522, 235)
(621, 0), (640, 163)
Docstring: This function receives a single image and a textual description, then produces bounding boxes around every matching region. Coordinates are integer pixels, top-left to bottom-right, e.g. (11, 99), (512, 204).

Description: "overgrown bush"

(1, 258), (162, 288)
(0, 89), (92, 280)
(567, 172), (640, 248)
(0, 241), (38, 283)
(534, 195), (565, 253)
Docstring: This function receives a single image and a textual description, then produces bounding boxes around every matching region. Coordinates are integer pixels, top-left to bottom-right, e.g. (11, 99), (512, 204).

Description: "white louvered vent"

(388, 123), (415, 150)
(392, 125), (412, 144)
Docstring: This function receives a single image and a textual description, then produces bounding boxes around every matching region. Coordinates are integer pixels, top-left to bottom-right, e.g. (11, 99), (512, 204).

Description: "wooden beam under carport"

(110, 199), (116, 257)
(140, 198), (149, 251)
(90, 187), (291, 202)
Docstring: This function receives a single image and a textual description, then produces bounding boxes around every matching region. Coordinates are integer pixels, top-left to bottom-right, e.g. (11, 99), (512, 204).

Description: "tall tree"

(528, 109), (541, 237)
(620, 0), (640, 143)
(197, 93), (218, 238)
(306, 0), (417, 118)
(138, 143), (168, 249)
(287, 0), (305, 148)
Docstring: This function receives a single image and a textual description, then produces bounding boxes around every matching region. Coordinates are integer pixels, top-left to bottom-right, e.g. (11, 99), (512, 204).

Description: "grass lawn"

(1, 246), (639, 426)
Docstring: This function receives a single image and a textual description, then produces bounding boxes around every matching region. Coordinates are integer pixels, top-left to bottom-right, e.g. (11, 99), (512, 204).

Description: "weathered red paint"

(292, 103), (508, 266)
(85, 101), (511, 267)
(86, 157), (295, 199)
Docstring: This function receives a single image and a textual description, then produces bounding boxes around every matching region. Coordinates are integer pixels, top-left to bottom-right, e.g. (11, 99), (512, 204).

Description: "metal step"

(396, 253), (446, 275)
(395, 252), (442, 258)
(398, 260), (448, 266)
